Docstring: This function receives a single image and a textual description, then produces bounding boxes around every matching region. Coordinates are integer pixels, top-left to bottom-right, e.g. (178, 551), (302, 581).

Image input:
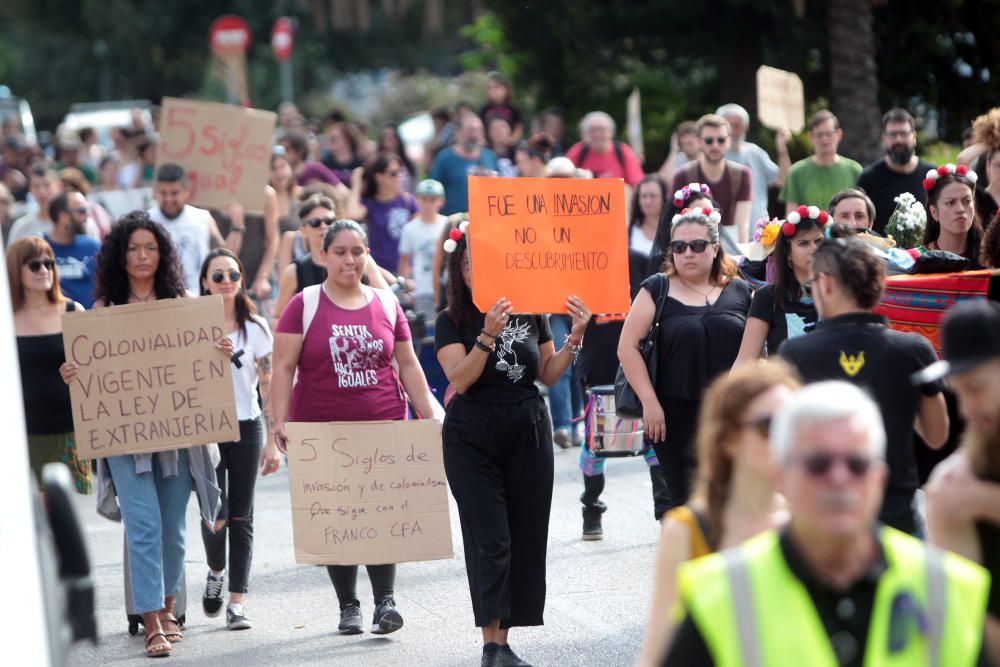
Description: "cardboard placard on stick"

(756, 66), (805, 133)
(285, 420), (453, 566)
(156, 97), (276, 214)
(62, 296), (239, 459)
(467, 176), (631, 314)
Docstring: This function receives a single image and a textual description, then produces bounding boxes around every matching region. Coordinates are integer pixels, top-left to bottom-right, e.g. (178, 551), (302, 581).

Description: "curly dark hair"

(94, 211), (186, 305)
(771, 218), (824, 310)
(982, 211), (1000, 269)
(924, 173), (984, 266)
(812, 237), (885, 309)
(444, 236), (478, 328)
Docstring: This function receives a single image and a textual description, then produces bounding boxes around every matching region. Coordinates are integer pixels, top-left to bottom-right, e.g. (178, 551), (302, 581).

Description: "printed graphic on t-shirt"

(495, 318), (530, 383)
(328, 323), (384, 388)
(388, 208), (411, 240)
(56, 256), (89, 280)
(839, 350), (865, 377)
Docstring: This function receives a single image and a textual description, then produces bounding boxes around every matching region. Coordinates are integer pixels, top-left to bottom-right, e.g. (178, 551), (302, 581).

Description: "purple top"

(297, 161), (342, 187)
(363, 193), (418, 272)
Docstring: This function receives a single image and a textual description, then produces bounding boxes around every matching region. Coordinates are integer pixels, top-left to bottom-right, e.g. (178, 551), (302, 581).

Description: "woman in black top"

(274, 194), (336, 318)
(733, 208), (827, 365)
(9, 236), (90, 493)
(618, 207), (752, 509)
(435, 227), (590, 667)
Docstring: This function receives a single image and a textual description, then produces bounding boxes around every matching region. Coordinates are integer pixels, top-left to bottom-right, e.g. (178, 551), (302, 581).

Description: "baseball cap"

(911, 299), (1000, 385)
(415, 179), (445, 197)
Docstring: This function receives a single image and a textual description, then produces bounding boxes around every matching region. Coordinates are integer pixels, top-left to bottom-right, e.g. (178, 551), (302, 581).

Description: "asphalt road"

(66, 444), (662, 667)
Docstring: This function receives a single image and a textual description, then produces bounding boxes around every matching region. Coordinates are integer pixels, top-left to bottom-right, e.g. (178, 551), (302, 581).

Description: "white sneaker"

(226, 602), (252, 630)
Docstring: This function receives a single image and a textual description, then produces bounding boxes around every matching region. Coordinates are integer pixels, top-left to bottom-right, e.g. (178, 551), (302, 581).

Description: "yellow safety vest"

(678, 527), (989, 666)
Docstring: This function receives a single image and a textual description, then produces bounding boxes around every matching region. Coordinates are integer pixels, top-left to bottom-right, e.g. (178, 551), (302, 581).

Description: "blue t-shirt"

(363, 193), (418, 273)
(429, 147), (499, 214)
(44, 233), (100, 308)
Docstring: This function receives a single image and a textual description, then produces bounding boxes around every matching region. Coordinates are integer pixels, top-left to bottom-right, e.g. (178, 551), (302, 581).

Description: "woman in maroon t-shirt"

(272, 219), (439, 637)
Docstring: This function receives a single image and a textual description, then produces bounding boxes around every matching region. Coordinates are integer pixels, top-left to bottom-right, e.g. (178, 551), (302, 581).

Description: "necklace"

(680, 278), (717, 305)
(129, 288), (154, 303)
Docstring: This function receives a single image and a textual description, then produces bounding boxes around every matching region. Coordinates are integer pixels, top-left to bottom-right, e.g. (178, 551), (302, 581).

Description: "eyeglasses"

(306, 216), (336, 228)
(795, 452), (873, 478)
(71, 207), (88, 215)
(702, 137), (728, 145)
(741, 416), (772, 439)
(26, 258), (55, 273)
(884, 130), (913, 139)
(670, 239), (712, 254)
(211, 269), (242, 284)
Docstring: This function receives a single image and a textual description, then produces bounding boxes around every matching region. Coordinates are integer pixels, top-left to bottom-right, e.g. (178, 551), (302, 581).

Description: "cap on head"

(912, 300), (1000, 385)
(415, 179), (445, 197)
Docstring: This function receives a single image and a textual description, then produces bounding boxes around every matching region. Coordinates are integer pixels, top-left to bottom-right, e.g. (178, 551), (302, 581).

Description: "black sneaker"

(226, 603), (252, 630)
(338, 600), (363, 634)
(500, 644), (533, 666)
(582, 508), (604, 541)
(481, 643), (503, 667)
(203, 571), (225, 617)
(370, 596), (403, 635)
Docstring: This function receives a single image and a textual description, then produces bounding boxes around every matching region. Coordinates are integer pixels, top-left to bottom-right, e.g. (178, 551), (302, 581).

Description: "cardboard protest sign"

(467, 176), (631, 314)
(61, 295), (239, 458)
(756, 66), (805, 133)
(156, 97), (276, 214)
(285, 420), (452, 566)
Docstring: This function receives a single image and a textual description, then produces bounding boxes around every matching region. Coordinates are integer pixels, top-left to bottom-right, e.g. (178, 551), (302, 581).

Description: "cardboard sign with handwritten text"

(756, 66), (805, 133)
(285, 420), (452, 566)
(61, 296), (239, 458)
(467, 176), (630, 314)
(156, 97), (276, 214)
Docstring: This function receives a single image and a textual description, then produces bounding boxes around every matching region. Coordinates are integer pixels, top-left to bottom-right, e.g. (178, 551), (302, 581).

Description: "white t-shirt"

(229, 314), (273, 421)
(629, 224), (654, 256)
(148, 204), (213, 294)
(398, 215), (447, 297)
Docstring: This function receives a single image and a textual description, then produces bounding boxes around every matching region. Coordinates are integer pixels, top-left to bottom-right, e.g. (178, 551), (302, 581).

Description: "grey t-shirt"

(726, 141), (779, 224)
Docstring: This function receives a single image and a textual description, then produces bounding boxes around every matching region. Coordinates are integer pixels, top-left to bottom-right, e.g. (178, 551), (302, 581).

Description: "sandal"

(144, 631), (171, 658)
(158, 613), (183, 643)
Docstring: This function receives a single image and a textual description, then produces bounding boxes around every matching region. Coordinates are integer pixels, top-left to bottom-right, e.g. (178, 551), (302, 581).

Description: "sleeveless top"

(294, 253), (327, 294)
(214, 210), (267, 282)
(17, 301), (77, 435)
(666, 505), (711, 560)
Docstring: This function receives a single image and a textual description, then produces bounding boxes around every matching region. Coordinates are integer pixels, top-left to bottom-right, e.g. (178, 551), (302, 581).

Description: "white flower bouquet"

(885, 192), (927, 250)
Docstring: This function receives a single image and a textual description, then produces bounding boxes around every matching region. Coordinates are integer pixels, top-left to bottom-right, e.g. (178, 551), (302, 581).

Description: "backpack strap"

(727, 161), (744, 211)
(613, 141), (625, 170)
(301, 284), (321, 336)
(362, 285), (398, 329)
(577, 143), (589, 167)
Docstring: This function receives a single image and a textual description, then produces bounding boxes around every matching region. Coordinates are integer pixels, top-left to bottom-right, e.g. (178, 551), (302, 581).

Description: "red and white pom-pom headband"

(671, 206), (722, 227)
(923, 163), (977, 191)
(443, 220), (470, 253)
(783, 205), (830, 237)
(673, 182), (713, 208)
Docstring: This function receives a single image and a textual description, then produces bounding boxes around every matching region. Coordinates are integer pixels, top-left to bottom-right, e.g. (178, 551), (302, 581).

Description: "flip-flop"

(144, 631), (171, 658)
(159, 613), (183, 643)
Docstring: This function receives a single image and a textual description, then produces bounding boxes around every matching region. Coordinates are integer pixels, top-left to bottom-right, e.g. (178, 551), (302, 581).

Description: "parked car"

(0, 86), (39, 145)
(60, 100), (155, 151)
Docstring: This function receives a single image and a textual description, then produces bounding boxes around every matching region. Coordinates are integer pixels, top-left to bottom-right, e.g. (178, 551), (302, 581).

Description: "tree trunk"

(828, 0), (881, 164)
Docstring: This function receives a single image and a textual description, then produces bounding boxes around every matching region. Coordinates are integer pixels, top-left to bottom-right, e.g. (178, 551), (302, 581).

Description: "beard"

(966, 415), (1000, 482)
(887, 144), (914, 165)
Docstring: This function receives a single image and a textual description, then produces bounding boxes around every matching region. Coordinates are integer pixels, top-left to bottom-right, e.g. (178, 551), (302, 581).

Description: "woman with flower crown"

(913, 163), (986, 268)
(733, 206), (829, 365)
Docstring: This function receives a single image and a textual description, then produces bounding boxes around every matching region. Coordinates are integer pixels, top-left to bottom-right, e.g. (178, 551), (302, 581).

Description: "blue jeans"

(108, 449), (192, 614)
(548, 315), (583, 430)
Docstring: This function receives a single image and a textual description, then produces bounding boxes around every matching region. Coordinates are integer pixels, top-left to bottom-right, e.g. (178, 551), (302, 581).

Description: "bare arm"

(365, 260), (391, 290)
(915, 392), (949, 449)
(277, 230), (297, 273)
(394, 339), (439, 420)
(252, 188), (280, 299)
(926, 452), (984, 562)
(732, 317), (770, 370)
(636, 518), (691, 667)
(270, 331), (302, 452)
(617, 286), (665, 441)
(343, 167), (367, 220)
(774, 129), (791, 188)
(397, 253), (413, 281)
(436, 298), (511, 394)
(273, 263), (298, 320)
(957, 142), (989, 167)
(256, 351), (281, 475)
(733, 200), (752, 244)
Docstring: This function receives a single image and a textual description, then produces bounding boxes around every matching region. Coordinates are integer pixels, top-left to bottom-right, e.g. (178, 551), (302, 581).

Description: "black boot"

(581, 474), (607, 540)
(649, 464), (671, 521)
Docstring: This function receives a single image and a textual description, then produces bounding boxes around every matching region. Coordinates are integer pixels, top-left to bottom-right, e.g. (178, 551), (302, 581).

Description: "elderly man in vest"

(664, 381), (989, 666)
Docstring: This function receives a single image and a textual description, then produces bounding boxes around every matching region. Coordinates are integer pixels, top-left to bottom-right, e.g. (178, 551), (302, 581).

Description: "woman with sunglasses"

(647, 184), (716, 277)
(636, 360), (800, 667)
(346, 151), (418, 274)
(733, 209), (828, 366)
(59, 212), (227, 658)
(9, 237), (91, 494)
(195, 248), (279, 631)
(272, 219), (440, 637)
(275, 194), (337, 318)
(619, 207), (752, 511)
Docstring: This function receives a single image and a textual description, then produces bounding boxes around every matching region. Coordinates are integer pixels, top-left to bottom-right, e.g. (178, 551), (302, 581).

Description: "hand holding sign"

(756, 66), (805, 133)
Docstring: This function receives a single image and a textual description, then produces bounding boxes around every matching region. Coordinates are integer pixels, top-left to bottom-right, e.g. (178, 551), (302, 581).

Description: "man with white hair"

(664, 381), (989, 666)
(716, 103), (790, 225)
(565, 111), (644, 186)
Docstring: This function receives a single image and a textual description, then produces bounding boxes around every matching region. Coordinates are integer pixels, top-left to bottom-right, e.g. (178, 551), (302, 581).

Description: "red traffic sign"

(209, 15), (252, 57)
(272, 17), (294, 62)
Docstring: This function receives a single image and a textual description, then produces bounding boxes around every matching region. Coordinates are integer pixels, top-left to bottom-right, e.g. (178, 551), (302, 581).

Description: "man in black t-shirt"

(780, 238), (948, 534)
(856, 108), (936, 235)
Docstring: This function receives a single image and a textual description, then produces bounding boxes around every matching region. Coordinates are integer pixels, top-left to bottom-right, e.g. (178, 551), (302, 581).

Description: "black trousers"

(201, 417), (263, 594)
(443, 395), (554, 628)
(326, 564), (396, 606)
(648, 396), (701, 510)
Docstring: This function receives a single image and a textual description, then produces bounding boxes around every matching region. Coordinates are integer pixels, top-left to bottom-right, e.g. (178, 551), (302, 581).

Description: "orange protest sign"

(467, 176), (631, 314)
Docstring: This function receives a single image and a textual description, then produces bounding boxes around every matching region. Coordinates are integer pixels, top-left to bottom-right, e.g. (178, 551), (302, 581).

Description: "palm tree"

(826, 0), (882, 164)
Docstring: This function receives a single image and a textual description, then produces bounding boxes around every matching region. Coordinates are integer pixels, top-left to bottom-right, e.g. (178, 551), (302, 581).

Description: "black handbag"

(614, 273), (668, 418)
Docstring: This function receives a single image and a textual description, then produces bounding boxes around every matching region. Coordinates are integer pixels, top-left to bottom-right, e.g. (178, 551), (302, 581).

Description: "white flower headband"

(671, 206), (722, 228)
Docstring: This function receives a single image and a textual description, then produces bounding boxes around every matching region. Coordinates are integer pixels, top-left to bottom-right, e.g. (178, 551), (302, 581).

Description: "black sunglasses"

(702, 137), (728, 145)
(307, 216), (336, 228)
(211, 269), (242, 284)
(797, 452), (872, 478)
(670, 239), (712, 254)
(742, 416), (772, 439)
(26, 258), (55, 273)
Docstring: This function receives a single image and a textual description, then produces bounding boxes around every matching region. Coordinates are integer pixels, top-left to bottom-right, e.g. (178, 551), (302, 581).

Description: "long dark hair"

(629, 175), (667, 228)
(924, 173), (984, 265)
(93, 211), (186, 305)
(361, 152), (401, 200)
(377, 124), (415, 177)
(771, 218), (823, 310)
(444, 236), (478, 327)
(198, 248), (263, 337)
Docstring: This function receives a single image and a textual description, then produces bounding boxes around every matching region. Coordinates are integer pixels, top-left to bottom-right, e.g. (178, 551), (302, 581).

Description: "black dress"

(435, 310), (554, 628)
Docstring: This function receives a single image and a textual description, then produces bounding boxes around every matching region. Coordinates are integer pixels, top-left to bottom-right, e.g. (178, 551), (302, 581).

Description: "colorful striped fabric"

(874, 269), (994, 354)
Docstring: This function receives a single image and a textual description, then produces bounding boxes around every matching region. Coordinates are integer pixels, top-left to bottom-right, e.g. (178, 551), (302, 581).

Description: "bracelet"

(231, 226), (246, 233)
(565, 334), (583, 362)
(474, 339), (494, 353)
(480, 329), (497, 339)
